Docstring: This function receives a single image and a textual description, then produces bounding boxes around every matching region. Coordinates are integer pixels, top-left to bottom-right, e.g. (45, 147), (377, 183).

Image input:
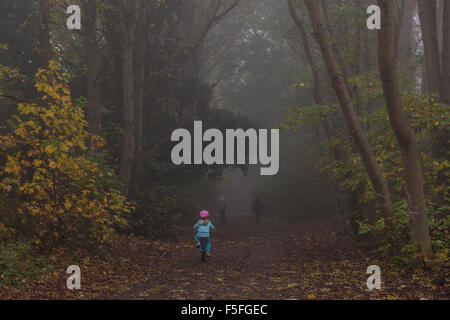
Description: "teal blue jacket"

(194, 219), (215, 238)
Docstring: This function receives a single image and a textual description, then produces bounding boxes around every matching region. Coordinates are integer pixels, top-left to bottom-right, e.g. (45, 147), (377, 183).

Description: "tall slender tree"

(287, 0), (346, 220)
(286, 0), (322, 105)
(303, 0), (394, 228)
(81, 0), (101, 135)
(134, 5), (148, 157)
(442, 0), (450, 104)
(417, 0), (442, 96)
(38, 0), (51, 69)
(119, 0), (141, 197)
(417, 0), (449, 160)
(378, 0), (433, 259)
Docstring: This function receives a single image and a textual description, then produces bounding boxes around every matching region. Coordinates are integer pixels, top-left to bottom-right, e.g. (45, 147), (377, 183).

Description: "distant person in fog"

(218, 194), (227, 223)
(252, 195), (263, 224)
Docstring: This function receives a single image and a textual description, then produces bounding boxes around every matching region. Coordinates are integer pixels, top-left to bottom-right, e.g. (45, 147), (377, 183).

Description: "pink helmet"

(199, 210), (209, 219)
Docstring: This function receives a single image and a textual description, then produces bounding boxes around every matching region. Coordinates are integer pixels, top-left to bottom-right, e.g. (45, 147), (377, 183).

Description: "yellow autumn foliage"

(0, 61), (132, 250)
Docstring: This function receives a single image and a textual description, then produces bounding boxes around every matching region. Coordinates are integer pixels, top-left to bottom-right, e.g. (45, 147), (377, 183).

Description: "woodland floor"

(1, 218), (448, 300)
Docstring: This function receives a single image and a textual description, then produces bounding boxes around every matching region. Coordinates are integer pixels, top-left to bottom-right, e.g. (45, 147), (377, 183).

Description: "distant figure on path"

(252, 195), (263, 224)
(218, 194), (228, 223)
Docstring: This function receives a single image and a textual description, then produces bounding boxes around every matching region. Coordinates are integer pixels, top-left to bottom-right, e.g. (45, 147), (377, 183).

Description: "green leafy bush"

(0, 240), (48, 289)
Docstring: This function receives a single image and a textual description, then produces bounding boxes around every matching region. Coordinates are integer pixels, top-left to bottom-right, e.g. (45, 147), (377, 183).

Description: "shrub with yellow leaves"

(0, 61), (132, 251)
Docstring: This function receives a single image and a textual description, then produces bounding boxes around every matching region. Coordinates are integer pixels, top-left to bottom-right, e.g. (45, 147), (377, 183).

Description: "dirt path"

(114, 219), (301, 299)
(3, 218), (447, 299)
(112, 218), (448, 300)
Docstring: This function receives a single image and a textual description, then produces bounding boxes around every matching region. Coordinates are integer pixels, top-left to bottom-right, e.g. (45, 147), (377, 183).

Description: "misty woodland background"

(0, 0), (448, 299)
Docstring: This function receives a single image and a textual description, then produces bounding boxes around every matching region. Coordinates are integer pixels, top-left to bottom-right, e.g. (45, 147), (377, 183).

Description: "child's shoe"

(206, 252), (211, 258)
(195, 242), (200, 248)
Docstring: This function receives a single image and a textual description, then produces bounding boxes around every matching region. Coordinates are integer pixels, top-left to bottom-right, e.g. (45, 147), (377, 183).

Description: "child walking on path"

(194, 210), (215, 257)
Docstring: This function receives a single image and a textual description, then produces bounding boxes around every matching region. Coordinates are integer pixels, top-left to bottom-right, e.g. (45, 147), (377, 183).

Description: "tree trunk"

(38, 0), (51, 69)
(377, 0), (433, 259)
(396, 0), (416, 78)
(418, 0), (448, 160)
(134, 7), (147, 157)
(394, 0), (406, 59)
(417, 0), (442, 96)
(288, 0), (347, 219)
(443, 0), (450, 104)
(304, 0), (394, 227)
(287, 0), (322, 105)
(81, 0), (102, 135)
(119, 0), (140, 197)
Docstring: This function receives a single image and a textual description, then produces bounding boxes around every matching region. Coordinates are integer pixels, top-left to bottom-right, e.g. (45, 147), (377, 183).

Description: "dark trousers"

(255, 211), (262, 223)
(219, 209), (226, 222)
